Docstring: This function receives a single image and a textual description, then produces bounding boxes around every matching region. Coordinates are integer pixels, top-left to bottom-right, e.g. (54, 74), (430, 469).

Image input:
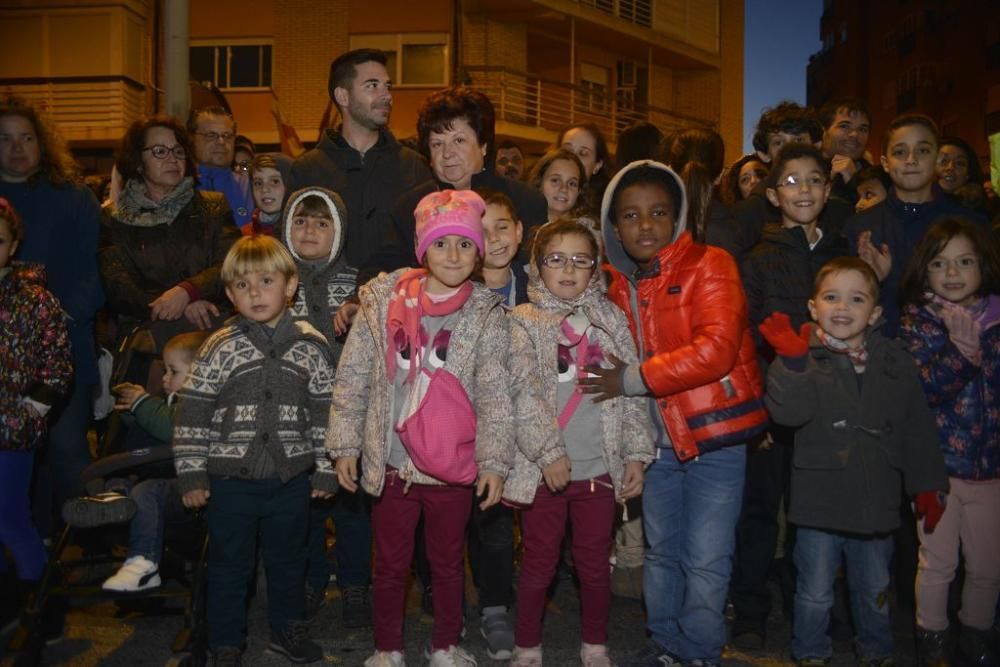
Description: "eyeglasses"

(142, 144), (187, 160)
(928, 256), (979, 273)
(234, 160), (250, 174)
(196, 131), (235, 143)
(775, 174), (828, 189)
(541, 253), (597, 270)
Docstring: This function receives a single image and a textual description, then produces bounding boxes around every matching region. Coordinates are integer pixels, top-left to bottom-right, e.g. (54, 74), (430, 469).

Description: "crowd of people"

(1, 46), (999, 667)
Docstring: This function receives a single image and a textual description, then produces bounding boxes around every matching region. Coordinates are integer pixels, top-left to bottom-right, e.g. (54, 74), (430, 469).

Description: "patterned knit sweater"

(172, 311), (336, 494)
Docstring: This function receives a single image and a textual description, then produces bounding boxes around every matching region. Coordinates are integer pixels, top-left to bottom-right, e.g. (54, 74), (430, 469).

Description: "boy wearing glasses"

(188, 106), (254, 230)
(730, 143), (847, 649)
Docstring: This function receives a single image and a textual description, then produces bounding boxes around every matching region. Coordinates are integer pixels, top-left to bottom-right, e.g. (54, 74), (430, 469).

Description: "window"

(578, 62), (609, 113)
(190, 41), (272, 90)
(349, 34), (450, 86)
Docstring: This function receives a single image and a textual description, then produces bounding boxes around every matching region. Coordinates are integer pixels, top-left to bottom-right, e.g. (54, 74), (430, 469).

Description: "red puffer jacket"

(606, 232), (767, 460)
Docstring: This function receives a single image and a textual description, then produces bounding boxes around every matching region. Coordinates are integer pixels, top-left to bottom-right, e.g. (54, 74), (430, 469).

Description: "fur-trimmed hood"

(280, 186), (348, 268)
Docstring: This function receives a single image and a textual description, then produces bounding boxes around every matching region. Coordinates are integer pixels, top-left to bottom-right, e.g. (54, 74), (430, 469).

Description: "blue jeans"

(0, 450), (48, 581)
(206, 474), (310, 650)
(305, 488), (372, 591)
(127, 478), (184, 562)
(792, 527), (895, 661)
(642, 445), (745, 662)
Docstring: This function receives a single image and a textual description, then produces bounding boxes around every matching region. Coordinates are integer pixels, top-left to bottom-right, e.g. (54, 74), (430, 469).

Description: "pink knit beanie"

(413, 190), (486, 261)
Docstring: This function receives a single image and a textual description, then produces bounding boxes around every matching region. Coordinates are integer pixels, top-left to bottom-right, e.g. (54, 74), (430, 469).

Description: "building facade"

(1, 0), (744, 166)
(807, 0), (1000, 167)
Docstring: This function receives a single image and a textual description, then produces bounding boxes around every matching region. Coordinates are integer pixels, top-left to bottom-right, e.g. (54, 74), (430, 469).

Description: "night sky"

(742, 0), (823, 154)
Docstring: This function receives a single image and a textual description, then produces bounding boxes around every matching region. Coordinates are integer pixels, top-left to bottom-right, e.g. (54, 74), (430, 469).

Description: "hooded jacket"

(287, 127), (433, 271)
(602, 161), (768, 461)
(504, 224), (655, 504)
(766, 324), (948, 534)
(243, 153), (293, 237)
(326, 269), (514, 496)
(279, 187), (358, 363)
(0, 262), (74, 450)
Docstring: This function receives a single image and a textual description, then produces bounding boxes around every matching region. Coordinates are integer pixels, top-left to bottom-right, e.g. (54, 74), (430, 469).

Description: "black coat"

(98, 190), (239, 320)
(741, 222), (847, 356)
(361, 166), (548, 283)
(287, 128), (433, 270)
(766, 327), (948, 535)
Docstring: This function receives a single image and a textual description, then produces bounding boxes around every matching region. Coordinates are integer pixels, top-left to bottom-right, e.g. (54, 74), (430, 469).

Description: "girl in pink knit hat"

(328, 189), (514, 667)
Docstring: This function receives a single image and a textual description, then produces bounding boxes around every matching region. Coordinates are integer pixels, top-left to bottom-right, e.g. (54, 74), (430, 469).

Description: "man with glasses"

(187, 106), (254, 229)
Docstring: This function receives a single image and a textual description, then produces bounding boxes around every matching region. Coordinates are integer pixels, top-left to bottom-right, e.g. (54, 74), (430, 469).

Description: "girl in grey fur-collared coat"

(506, 219), (654, 666)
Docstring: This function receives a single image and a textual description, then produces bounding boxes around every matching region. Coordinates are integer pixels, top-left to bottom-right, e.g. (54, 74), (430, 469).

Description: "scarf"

(385, 268), (473, 383)
(815, 327), (868, 373)
(115, 176), (195, 228)
(926, 292), (1000, 328)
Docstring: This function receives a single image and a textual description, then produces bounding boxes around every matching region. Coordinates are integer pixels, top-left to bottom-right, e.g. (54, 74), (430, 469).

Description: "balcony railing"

(462, 66), (715, 144)
(0, 76), (146, 143)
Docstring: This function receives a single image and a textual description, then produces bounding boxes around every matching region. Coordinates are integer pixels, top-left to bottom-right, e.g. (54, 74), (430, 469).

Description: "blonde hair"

(221, 235), (297, 284)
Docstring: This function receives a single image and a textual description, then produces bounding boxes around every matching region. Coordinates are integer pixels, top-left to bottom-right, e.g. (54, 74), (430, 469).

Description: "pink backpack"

(395, 367), (478, 485)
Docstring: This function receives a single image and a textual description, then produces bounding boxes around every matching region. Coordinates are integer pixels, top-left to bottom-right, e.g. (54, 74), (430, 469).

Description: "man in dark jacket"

(287, 49), (432, 274)
(284, 48), (432, 630)
(819, 98), (872, 206)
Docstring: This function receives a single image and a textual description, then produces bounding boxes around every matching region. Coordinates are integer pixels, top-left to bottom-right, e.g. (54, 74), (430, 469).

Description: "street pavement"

(3, 564), (918, 666)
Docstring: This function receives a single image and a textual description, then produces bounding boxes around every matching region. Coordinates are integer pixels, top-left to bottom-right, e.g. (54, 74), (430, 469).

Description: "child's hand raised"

(940, 305), (982, 365)
(579, 354), (627, 402)
(335, 456), (360, 493)
(476, 472), (504, 510)
(542, 456), (571, 493)
(857, 231), (892, 281)
(758, 312), (811, 359)
(182, 488), (210, 509)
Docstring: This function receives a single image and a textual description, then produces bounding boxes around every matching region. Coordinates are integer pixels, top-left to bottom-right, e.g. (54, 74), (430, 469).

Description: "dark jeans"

(0, 450), (48, 581)
(306, 487), (372, 591)
(731, 432), (794, 630)
(128, 478), (185, 562)
(468, 500), (514, 609)
(206, 474), (309, 650)
(33, 381), (94, 536)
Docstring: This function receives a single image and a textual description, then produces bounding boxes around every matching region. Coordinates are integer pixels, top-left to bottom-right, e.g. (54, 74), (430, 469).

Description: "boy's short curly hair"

(163, 331), (212, 362)
(221, 235), (297, 284)
(881, 113), (938, 155)
(752, 102), (823, 154)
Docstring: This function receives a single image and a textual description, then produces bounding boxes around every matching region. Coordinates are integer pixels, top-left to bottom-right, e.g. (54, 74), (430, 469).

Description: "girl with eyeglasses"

(504, 218), (654, 667)
(899, 218), (1000, 667)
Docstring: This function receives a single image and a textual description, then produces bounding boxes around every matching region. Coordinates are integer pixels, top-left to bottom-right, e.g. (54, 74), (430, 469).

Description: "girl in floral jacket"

(0, 197), (72, 592)
(899, 217), (1000, 665)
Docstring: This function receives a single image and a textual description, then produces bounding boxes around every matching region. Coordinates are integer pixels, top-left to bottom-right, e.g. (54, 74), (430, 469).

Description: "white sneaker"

(364, 650), (406, 667)
(102, 555), (161, 592)
(510, 646), (543, 667)
(580, 643), (615, 667)
(427, 644), (477, 667)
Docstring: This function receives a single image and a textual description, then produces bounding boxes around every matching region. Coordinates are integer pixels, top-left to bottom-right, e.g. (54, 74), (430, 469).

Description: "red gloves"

(915, 491), (947, 533)
(759, 312), (811, 359)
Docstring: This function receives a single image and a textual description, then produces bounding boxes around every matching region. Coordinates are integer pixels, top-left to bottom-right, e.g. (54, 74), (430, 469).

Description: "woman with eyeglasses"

(0, 96), (105, 543)
(99, 115), (240, 350)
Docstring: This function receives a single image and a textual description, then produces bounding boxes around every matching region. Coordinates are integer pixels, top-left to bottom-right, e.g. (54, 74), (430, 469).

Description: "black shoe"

(213, 646), (243, 666)
(622, 640), (682, 667)
(269, 621), (323, 663)
(61, 492), (137, 528)
(916, 626), (952, 666)
(304, 585), (326, 621)
(959, 625), (998, 667)
(341, 585), (371, 629)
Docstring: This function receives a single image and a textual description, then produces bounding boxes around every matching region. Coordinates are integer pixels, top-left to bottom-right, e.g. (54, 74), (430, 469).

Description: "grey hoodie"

(279, 187), (359, 362)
